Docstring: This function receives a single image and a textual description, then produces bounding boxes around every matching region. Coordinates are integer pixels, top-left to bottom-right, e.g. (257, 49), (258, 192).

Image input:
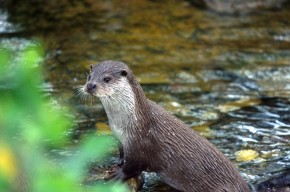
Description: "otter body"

(83, 60), (251, 192)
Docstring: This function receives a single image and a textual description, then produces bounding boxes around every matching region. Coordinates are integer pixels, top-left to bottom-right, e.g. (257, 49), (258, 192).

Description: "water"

(2, 0), (290, 191)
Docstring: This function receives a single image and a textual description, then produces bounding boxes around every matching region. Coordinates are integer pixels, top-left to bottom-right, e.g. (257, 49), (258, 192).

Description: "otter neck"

(99, 78), (151, 144)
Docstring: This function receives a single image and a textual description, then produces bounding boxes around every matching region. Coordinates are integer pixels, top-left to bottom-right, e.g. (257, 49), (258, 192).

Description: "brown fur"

(84, 60), (251, 192)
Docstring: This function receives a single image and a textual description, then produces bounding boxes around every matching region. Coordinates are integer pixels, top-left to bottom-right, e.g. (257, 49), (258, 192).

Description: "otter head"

(84, 61), (140, 140)
(83, 61), (150, 141)
(84, 60), (131, 98)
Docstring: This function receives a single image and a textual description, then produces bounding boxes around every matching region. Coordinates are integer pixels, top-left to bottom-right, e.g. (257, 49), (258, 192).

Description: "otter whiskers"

(75, 86), (96, 105)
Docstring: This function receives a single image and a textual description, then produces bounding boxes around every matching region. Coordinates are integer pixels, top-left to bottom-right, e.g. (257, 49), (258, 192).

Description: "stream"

(1, 0), (290, 191)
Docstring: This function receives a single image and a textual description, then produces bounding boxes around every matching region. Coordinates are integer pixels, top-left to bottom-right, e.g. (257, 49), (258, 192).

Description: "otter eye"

(87, 74), (91, 81)
(103, 76), (112, 83)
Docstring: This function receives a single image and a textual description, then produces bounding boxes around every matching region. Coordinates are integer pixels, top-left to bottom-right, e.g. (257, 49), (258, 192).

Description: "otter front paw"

(104, 165), (126, 181)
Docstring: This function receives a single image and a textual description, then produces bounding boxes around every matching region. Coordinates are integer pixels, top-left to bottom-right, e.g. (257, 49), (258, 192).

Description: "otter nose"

(86, 82), (96, 92)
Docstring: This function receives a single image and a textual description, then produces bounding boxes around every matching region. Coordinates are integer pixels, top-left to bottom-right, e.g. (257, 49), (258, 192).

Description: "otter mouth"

(83, 83), (107, 98)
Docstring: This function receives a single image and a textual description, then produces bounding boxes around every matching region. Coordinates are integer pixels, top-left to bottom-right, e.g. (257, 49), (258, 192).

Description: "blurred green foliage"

(0, 41), (127, 192)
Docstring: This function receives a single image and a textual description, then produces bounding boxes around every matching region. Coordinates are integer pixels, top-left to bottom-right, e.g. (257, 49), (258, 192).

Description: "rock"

(188, 0), (288, 13)
(235, 149), (259, 162)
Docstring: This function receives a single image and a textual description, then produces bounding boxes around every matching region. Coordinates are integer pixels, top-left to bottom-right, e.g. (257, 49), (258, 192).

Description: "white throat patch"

(99, 78), (136, 143)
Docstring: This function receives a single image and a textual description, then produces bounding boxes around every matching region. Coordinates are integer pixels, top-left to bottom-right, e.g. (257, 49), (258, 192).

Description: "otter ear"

(120, 70), (127, 77)
(90, 64), (93, 72)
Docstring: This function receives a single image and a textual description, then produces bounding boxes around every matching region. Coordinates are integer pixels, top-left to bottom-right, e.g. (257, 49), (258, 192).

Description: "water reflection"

(213, 97), (290, 185)
(0, 10), (19, 33)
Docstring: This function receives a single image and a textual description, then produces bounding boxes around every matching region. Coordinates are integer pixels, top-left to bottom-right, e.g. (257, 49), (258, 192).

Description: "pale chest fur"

(99, 78), (137, 144)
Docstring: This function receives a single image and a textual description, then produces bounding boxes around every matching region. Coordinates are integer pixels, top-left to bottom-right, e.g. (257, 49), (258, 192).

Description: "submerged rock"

(235, 149), (259, 162)
(188, 0), (288, 13)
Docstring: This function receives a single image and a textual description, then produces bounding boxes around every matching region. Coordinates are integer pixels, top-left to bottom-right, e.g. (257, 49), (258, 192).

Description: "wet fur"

(84, 61), (251, 192)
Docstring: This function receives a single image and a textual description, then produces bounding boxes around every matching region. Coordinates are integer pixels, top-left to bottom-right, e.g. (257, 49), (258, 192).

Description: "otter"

(82, 60), (251, 192)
